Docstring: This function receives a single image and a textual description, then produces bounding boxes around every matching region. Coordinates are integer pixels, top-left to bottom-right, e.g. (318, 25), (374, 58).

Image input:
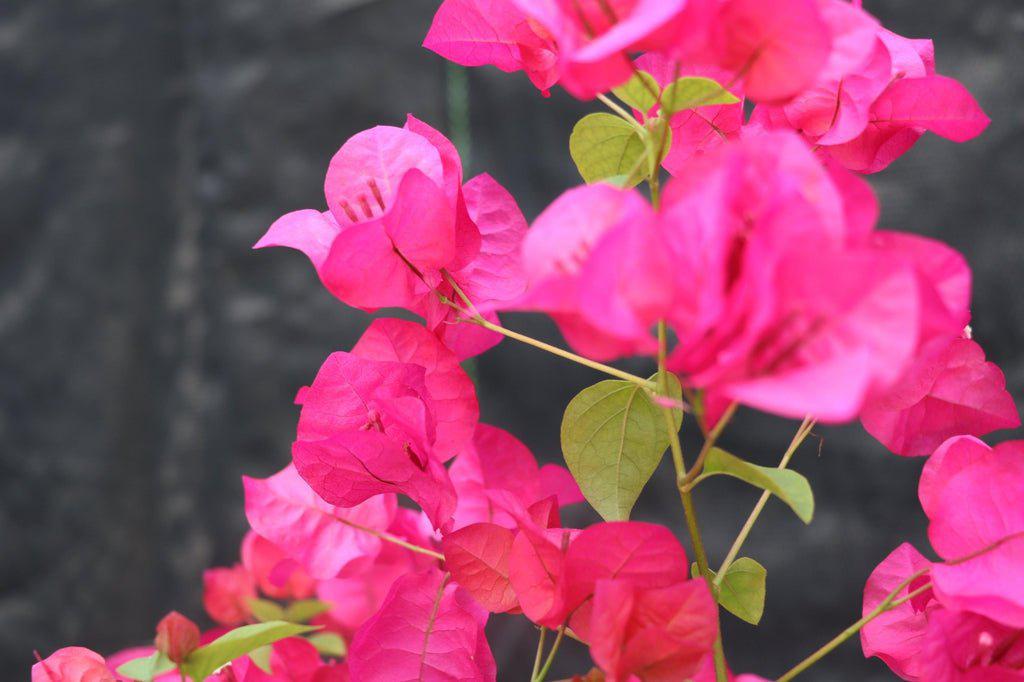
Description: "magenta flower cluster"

(32, 1), (1022, 681)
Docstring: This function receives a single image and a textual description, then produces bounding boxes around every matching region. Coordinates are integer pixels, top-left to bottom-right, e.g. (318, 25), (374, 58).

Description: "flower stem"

(597, 93), (645, 131)
(656, 322), (728, 682)
(335, 517), (444, 561)
(531, 627), (547, 681)
(439, 271), (656, 390)
(532, 625), (566, 682)
(715, 416), (815, 585)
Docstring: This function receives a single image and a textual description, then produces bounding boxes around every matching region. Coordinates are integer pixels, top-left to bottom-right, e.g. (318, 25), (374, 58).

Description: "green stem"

(715, 416), (815, 585)
(597, 93), (645, 131)
(532, 625), (565, 682)
(531, 627), (547, 681)
(775, 569), (928, 682)
(656, 322), (728, 682)
(440, 271), (656, 390)
(336, 517), (444, 561)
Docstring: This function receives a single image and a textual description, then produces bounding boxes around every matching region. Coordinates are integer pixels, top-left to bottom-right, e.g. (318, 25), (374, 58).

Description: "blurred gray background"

(2, 0), (1022, 679)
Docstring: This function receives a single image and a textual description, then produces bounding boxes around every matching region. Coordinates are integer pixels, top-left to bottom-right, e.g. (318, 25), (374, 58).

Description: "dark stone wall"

(2, 0), (1022, 679)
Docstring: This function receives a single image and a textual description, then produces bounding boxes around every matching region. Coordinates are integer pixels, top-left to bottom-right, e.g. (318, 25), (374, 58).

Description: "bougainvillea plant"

(32, 1), (1023, 681)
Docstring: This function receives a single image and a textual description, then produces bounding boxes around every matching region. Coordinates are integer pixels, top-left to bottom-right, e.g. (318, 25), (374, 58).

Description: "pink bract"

(347, 568), (496, 681)
(256, 117), (527, 359)
(203, 564), (258, 627)
(241, 532), (317, 600)
(590, 578), (718, 682)
(244, 465), (397, 581)
(33, 647), (114, 682)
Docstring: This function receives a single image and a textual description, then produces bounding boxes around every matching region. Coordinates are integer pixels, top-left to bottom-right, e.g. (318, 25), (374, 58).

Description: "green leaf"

(569, 113), (647, 187)
(308, 631), (347, 658)
(612, 71), (661, 114)
(700, 448), (815, 523)
(561, 375), (683, 521)
(116, 652), (176, 681)
(284, 599), (332, 623)
(248, 598), (286, 622)
(661, 76), (739, 115)
(714, 557), (767, 625)
(248, 646), (274, 674)
(180, 621), (318, 681)
(642, 118), (673, 178)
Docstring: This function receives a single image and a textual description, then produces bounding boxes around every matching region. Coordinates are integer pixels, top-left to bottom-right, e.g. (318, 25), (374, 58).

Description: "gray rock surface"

(2, 0), (1022, 679)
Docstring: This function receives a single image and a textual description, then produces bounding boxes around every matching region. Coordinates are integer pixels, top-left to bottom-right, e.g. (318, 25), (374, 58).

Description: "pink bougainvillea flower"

(244, 465), (398, 581)
(347, 568), (496, 681)
(203, 564), (258, 627)
(257, 117), (527, 359)
(655, 131), (925, 421)
(292, 351), (457, 530)
(634, 53), (744, 175)
(828, 75), (990, 173)
(861, 336), (1018, 457)
(920, 437), (1024, 628)
(508, 183), (658, 360)
(240, 531), (317, 601)
(507, 522), (578, 629)
(589, 578), (718, 682)
(351, 318), (479, 461)
(316, 509), (440, 638)
(862, 542), (1024, 681)
(861, 543), (934, 680)
(423, 0), (559, 93)
(449, 423), (581, 530)
(563, 522), (690, 640)
(207, 637), (349, 682)
(154, 611), (201, 665)
(33, 647), (114, 682)
(710, 0), (831, 102)
(442, 522), (519, 613)
(506, 0), (702, 99)
(294, 431), (457, 533)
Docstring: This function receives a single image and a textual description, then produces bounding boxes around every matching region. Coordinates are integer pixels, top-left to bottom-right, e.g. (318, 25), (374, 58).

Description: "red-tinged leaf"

(442, 523), (518, 612)
(348, 569), (496, 681)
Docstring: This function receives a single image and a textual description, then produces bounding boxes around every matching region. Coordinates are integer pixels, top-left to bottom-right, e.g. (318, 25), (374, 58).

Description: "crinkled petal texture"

(590, 579), (718, 682)
(442, 522), (519, 613)
(919, 610), (1024, 682)
(423, 0), (559, 92)
(509, 183), (658, 360)
(920, 437), (1024, 628)
(352, 318), (480, 461)
(33, 648), (114, 682)
(244, 464), (397, 580)
(348, 568), (496, 682)
(861, 337), (1018, 457)
(861, 543), (934, 680)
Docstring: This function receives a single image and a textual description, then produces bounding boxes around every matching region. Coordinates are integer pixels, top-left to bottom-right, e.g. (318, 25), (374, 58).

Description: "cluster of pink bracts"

(33, 1), (1024, 681)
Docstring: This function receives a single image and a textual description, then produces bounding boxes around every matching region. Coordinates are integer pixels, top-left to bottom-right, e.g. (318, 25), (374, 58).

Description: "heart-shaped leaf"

(714, 557), (767, 625)
(561, 376), (682, 521)
(612, 71), (661, 114)
(569, 113), (646, 187)
(700, 448), (814, 523)
(661, 77), (739, 116)
(180, 621), (318, 681)
(248, 598), (285, 623)
(284, 599), (332, 623)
